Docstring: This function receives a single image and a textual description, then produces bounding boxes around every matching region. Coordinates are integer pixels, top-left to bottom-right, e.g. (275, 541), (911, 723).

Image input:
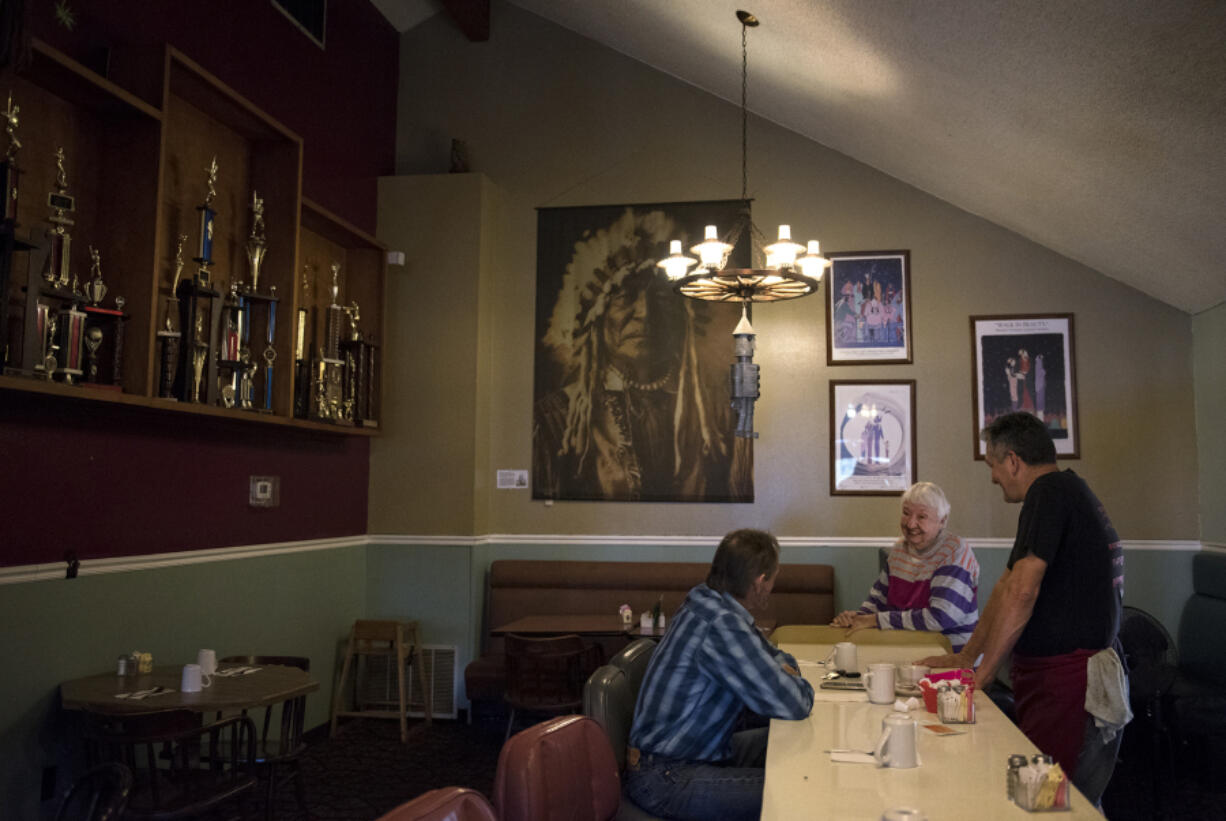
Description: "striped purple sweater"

(857, 531), (980, 651)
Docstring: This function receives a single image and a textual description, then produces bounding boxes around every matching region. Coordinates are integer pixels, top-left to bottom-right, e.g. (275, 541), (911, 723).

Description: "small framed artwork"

(829, 380), (917, 495)
(825, 250), (912, 365)
(970, 314), (1079, 459)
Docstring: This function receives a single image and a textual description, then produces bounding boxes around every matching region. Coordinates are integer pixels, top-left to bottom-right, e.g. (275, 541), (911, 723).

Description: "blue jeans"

(623, 728), (769, 821)
(1074, 714), (1125, 808)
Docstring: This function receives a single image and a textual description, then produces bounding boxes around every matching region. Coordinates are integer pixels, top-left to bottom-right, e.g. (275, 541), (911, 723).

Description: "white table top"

(790, 640), (948, 704)
(762, 642), (1104, 820)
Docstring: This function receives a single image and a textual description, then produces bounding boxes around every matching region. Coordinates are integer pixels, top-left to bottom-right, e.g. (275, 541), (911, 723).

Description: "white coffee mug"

(874, 713), (919, 768)
(825, 641), (858, 671)
(181, 663), (204, 693)
(197, 649), (217, 676)
(897, 663), (930, 688)
(865, 662), (896, 704)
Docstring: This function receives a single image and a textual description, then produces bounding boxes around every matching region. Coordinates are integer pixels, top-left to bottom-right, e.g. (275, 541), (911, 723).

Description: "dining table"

(762, 635), (1106, 820)
(61, 662), (318, 717)
(490, 614), (777, 639)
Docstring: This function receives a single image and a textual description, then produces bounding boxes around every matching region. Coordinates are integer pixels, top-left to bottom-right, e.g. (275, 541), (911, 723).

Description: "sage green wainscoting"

(0, 546), (365, 820)
(0, 539), (1198, 819)
(367, 539), (1199, 706)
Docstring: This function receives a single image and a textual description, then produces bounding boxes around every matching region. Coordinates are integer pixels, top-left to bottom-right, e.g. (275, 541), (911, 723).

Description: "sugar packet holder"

(918, 668), (975, 723)
(1008, 755), (1072, 812)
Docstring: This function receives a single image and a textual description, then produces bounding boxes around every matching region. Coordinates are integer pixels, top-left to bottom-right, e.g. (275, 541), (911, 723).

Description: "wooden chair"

(331, 619), (432, 742)
(494, 714), (621, 821)
(54, 762), (132, 821)
(99, 713), (258, 819)
(376, 786), (498, 821)
(219, 655), (310, 820)
(504, 633), (602, 741)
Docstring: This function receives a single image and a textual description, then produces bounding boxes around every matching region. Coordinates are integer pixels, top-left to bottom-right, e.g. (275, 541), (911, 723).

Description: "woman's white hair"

(901, 481), (950, 521)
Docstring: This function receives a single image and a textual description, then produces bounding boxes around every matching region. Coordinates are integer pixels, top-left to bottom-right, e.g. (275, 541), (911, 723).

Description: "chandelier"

(656, 10), (827, 439)
(657, 10), (828, 301)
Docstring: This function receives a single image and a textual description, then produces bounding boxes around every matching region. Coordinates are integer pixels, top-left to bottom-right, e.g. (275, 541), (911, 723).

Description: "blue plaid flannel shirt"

(628, 583), (814, 762)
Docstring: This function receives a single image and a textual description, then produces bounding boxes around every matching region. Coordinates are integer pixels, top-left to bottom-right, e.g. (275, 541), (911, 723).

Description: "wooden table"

(491, 614), (642, 637)
(61, 663), (318, 716)
(491, 614), (776, 639)
(762, 641), (1104, 819)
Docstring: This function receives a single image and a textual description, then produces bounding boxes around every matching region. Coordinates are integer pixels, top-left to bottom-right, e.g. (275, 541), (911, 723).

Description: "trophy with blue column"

(174, 157), (223, 403)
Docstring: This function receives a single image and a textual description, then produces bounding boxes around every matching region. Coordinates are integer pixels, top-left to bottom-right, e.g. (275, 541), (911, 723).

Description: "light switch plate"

(249, 476), (280, 507)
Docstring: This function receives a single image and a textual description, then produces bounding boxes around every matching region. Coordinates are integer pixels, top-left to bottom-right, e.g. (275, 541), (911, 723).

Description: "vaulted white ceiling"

(376, 0), (1226, 314)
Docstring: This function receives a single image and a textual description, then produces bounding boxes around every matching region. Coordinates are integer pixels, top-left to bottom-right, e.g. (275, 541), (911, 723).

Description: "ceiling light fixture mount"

(657, 9), (828, 304)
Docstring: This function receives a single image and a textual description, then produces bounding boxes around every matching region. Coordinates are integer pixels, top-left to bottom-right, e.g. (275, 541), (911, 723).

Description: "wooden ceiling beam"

(440, 0), (490, 42)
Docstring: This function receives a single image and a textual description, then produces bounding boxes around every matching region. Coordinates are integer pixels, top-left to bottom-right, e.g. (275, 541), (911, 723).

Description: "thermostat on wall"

(250, 476), (280, 508)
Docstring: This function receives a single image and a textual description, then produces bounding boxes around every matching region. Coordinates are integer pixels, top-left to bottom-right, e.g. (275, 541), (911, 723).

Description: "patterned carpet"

(241, 713), (1224, 820)
(266, 717), (505, 820)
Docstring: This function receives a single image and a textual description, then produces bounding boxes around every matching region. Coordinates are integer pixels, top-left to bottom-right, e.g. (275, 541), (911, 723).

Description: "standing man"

(624, 529), (814, 821)
(919, 412), (1129, 806)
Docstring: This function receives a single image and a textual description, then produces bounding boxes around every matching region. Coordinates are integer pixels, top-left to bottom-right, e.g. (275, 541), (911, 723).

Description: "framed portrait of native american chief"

(829, 380), (916, 495)
(971, 313), (1079, 459)
(532, 200), (753, 503)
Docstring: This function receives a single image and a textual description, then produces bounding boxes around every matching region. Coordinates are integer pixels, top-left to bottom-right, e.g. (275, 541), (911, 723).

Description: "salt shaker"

(1006, 753), (1028, 800)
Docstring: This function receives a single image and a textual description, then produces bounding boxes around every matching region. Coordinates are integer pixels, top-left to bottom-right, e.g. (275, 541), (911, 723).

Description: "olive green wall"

(0, 547), (365, 820)
(369, 174), (501, 535)
(389, 2), (1199, 540)
(1194, 301), (1226, 545)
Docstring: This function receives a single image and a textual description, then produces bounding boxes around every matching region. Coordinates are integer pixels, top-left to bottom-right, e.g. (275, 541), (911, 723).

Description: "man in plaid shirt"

(624, 529), (814, 820)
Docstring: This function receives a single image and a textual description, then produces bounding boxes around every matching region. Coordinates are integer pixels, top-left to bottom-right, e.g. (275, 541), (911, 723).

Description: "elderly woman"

(832, 482), (980, 651)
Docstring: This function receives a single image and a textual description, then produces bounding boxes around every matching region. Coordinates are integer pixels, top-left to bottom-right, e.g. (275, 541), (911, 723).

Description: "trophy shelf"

(296, 198), (386, 429)
(0, 39), (384, 437)
(0, 372), (379, 436)
(3, 38), (162, 396)
(153, 47), (302, 417)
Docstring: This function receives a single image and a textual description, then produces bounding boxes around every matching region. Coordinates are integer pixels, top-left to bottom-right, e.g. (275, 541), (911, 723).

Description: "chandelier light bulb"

(763, 224), (805, 270)
(691, 224), (733, 271)
(657, 239), (697, 280)
(797, 239), (829, 280)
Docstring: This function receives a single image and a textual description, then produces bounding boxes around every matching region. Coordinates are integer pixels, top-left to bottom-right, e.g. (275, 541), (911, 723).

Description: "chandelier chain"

(741, 21), (749, 201)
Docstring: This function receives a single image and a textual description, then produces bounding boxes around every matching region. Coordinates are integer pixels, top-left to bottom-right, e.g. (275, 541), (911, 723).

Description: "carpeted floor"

(247, 713), (1225, 820)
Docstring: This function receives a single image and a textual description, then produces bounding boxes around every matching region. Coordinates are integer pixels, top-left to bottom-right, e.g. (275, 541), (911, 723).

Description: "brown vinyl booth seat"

(465, 559), (834, 707)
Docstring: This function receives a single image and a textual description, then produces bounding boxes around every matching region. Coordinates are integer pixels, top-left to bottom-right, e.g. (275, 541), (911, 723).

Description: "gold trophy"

(246, 190), (267, 293)
(43, 148), (76, 290)
(2, 92), (19, 222)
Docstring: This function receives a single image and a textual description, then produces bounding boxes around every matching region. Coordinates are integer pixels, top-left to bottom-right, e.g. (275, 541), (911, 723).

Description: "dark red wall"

(1, 1), (395, 567)
(29, 0), (398, 234)
(1, 391), (370, 567)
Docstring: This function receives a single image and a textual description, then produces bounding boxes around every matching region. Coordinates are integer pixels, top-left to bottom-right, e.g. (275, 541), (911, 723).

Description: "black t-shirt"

(1007, 470), (1124, 657)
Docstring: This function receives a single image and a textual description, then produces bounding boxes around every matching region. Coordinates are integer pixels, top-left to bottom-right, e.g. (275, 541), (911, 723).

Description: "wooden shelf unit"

(0, 39), (383, 434)
(298, 197), (386, 428)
